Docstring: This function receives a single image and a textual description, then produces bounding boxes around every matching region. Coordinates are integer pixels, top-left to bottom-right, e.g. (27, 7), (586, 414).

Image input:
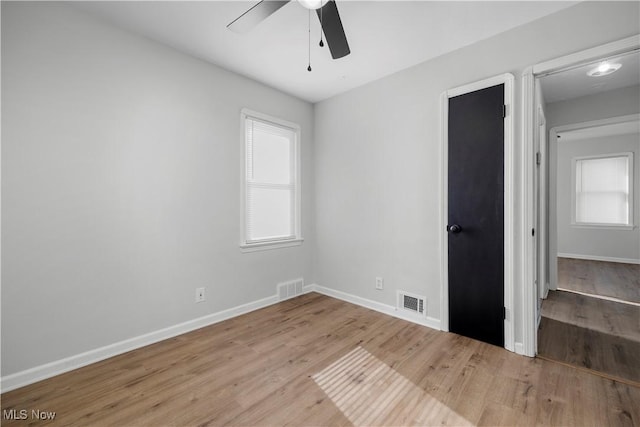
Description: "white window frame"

(240, 108), (303, 252)
(571, 152), (634, 229)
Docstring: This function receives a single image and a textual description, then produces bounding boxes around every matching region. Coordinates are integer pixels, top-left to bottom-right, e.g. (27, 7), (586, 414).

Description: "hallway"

(538, 258), (640, 385)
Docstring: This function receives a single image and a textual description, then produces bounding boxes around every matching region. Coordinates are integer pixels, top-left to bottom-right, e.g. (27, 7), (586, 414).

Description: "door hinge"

(503, 307), (507, 320)
(536, 151), (541, 166)
(502, 105), (507, 118)
(532, 228), (535, 237)
(537, 109), (545, 126)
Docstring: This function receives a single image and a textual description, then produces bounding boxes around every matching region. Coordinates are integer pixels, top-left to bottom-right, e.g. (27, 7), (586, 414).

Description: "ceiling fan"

(227, 0), (350, 60)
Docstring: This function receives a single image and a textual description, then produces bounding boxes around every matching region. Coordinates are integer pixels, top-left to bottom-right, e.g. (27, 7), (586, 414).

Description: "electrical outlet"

(195, 287), (205, 303)
(375, 277), (384, 290)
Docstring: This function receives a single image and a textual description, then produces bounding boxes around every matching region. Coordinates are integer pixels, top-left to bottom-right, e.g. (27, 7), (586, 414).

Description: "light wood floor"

(2, 293), (639, 426)
(538, 290), (640, 383)
(557, 257), (640, 304)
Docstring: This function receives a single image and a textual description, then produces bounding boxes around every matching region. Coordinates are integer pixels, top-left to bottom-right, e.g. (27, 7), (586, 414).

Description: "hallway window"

(240, 109), (302, 251)
(574, 153), (633, 226)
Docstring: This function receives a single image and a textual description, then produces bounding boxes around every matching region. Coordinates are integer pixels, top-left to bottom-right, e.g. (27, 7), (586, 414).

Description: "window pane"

(579, 157), (628, 193)
(242, 111), (300, 247)
(576, 192), (628, 224)
(575, 155), (630, 225)
(247, 186), (293, 241)
(250, 121), (292, 185)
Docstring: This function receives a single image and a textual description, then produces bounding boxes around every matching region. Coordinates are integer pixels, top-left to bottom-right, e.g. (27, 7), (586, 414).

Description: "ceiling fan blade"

(316, 0), (350, 59)
(227, 0), (290, 33)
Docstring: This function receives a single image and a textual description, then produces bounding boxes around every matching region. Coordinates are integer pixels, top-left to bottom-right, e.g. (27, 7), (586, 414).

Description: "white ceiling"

(541, 50), (640, 103)
(71, 1), (577, 103)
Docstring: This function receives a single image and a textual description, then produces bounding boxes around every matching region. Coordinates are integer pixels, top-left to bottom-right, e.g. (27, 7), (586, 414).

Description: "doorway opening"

(523, 35), (640, 383)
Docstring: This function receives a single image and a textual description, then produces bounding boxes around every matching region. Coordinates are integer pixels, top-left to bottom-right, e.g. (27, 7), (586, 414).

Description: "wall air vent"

(277, 278), (305, 301)
(397, 291), (426, 316)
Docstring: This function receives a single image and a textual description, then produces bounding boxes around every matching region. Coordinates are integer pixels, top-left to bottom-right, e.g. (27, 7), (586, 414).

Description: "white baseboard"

(557, 253), (640, 265)
(0, 283), (457, 393)
(311, 284), (441, 331)
(302, 284), (316, 294)
(1, 292), (286, 393)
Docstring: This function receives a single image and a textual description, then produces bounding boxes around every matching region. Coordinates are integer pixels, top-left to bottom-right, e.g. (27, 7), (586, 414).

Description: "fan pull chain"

(319, 5), (324, 47)
(307, 9), (312, 72)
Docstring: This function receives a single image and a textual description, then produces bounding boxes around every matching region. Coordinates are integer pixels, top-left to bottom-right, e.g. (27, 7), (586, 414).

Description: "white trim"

(537, 100), (548, 315)
(301, 284), (316, 294)
(569, 224), (635, 231)
(239, 108), (302, 251)
(0, 286), (321, 393)
(548, 123), (559, 292)
(522, 69), (537, 357)
(553, 114), (640, 135)
(240, 108), (301, 135)
(533, 35), (640, 76)
(439, 91), (449, 333)
(556, 288), (640, 307)
(240, 238), (304, 253)
(439, 73), (515, 352)
(445, 74), (513, 98)
(557, 253), (640, 265)
(515, 342), (525, 355)
(313, 285), (441, 331)
(523, 35), (640, 358)
(504, 75), (515, 354)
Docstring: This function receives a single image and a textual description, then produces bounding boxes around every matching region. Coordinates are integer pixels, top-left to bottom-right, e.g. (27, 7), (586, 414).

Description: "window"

(573, 153), (633, 226)
(240, 109), (302, 251)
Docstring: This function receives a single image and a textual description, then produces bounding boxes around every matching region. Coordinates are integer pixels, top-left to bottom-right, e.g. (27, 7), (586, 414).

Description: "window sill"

(571, 223), (635, 231)
(240, 238), (304, 253)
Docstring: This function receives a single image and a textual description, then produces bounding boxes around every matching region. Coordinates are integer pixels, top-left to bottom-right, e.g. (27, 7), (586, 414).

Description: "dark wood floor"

(3, 293), (639, 426)
(557, 257), (640, 304)
(538, 290), (640, 384)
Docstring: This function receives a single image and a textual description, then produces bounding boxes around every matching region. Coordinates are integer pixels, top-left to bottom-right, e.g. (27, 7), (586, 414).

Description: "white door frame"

(440, 73), (515, 353)
(537, 104), (547, 302)
(521, 34), (640, 357)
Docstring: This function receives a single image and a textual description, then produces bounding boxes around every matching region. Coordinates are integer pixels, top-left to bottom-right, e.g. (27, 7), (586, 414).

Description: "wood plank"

(541, 290), (639, 342)
(538, 289), (640, 384)
(2, 293), (639, 426)
(558, 257), (640, 303)
(538, 317), (640, 383)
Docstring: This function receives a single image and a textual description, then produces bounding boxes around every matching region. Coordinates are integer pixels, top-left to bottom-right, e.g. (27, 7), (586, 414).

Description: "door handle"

(447, 224), (462, 234)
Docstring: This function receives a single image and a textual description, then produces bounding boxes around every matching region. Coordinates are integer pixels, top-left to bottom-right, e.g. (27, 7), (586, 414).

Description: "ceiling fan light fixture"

(587, 61), (622, 77)
(298, 0), (327, 10)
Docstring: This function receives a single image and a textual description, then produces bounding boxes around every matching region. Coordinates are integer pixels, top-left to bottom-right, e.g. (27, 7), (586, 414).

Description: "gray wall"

(546, 85), (640, 130)
(314, 1), (639, 346)
(556, 132), (640, 261)
(2, 0), (639, 378)
(546, 85), (640, 268)
(1, 2), (315, 376)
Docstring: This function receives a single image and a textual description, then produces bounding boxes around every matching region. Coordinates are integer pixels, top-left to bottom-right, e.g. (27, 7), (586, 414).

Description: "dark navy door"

(448, 84), (504, 347)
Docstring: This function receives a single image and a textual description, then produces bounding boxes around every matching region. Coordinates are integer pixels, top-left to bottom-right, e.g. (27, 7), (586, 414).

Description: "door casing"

(440, 73), (515, 353)
(521, 34), (640, 357)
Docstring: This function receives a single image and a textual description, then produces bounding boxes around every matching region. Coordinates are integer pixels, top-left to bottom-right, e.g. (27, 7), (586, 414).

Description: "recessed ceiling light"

(587, 61), (622, 77)
(298, 0), (328, 10)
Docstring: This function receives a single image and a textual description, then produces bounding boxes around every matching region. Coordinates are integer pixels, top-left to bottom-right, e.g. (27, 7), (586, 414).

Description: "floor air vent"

(277, 278), (304, 301)
(397, 291), (426, 316)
